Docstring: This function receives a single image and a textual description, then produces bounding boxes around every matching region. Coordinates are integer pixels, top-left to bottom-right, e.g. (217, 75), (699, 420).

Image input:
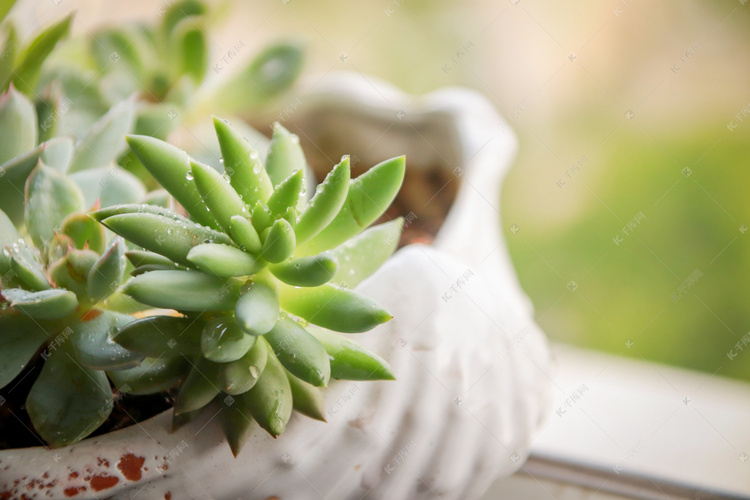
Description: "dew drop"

(185, 172), (194, 181)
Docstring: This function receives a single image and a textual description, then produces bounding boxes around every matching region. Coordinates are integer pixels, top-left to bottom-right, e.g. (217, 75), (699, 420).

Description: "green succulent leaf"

(0, 207), (19, 274)
(0, 314), (48, 389)
(308, 325), (395, 381)
(217, 335), (268, 395)
(39, 136), (73, 172)
(220, 396), (255, 457)
(279, 283), (392, 333)
(71, 310), (143, 370)
(189, 160), (248, 232)
(0, 85), (37, 165)
(295, 156), (351, 243)
(242, 345), (292, 437)
(269, 252), (338, 287)
(0, 142), (44, 226)
(49, 248), (98, 298)
(68, 97), (136, 173)
(112, 315), (204, 358)
(228, 215), (262, 255)
(26, 344), (113, 448)
(187, 243), (263, 278)
(260, 218), (295, 264)
(172, 17), (207, 82)
(98, 211), (232, 266)
(8, 240), (49, 291)
(213, 117), (273, 206)
(3, 288), (77, 320)
(11, 14), (72, 95)
(235, 279), (279, 336)
(264, 316), (330, 387)
(286, 371), (326, 421)
(123, 270), (240, 311)
(162, 0), (205, 35)
(90, 28), (145, 81)
(267, 168), (304, 217)
(25, 163), (85, 249)
(201, 316), (256, 363)
(304, 156), (405, 254)
(174, 357), (221, 415)
(61, 212), (106, 254)
(329, 218), (403, 288)
(250, 201), (273, 235)
(125, 249), (178, 268)
(0, 23), (18, 87)
(108, 355), (189, 395)
(87, 238), (126, 301)
(89, 202), (190, 223)
(265, 122), (306, 187)
(125, 135), (219, 229)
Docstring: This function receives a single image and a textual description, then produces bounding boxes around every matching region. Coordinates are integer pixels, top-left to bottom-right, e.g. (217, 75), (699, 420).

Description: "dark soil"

(0, 350), (175, 450)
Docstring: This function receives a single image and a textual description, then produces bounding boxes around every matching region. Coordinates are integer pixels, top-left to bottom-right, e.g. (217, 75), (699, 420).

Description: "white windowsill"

(481, 342), (750, 499)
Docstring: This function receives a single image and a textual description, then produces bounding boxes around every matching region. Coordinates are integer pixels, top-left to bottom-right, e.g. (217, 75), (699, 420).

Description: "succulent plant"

(93, 117), (405, 455)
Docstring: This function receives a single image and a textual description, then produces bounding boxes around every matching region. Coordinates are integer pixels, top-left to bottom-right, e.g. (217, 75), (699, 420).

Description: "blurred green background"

(22, 0), (750, 380)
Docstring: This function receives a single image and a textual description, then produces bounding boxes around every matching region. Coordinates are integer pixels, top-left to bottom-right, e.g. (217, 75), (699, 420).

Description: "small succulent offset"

(94, 117), (406, 455)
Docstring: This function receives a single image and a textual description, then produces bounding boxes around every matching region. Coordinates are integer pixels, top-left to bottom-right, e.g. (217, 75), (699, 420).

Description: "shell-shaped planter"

(0, 74), (551, 500)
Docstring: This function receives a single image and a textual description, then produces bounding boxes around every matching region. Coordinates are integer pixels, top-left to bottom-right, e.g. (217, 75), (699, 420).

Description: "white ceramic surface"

(0, 73), (551, 500)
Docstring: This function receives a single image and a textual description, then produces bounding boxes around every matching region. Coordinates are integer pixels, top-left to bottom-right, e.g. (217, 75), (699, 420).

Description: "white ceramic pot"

(0, 73), (551, 500)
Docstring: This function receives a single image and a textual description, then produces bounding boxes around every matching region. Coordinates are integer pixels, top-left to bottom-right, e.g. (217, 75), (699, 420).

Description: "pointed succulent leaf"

(201, 316), (256, 363)
(0, 314), (48, 389)
(187, 243), (263, 278)
(87, 238), (126, 301)
(26, 345), (113, 448)
(49, 249), (98, 298)
(39, 137), (74, 172)
(108, 355), (189, 395)
(304, 156), (405, 254)
(0, 23), (17, 87)
(8, 241), (49, 290)
(235, 279), (279, 336)
(112, 315), (204, 357)
(3, 288), (77, 320)
(0, 84), (37, 164)
(228, 215), (262, 255)
(90, 27), (144, 79)
(98, 212), (232, 266)
(286, 371), (326, 421)
(125, 134), (218, 228)
(220, 396), (255, 457)
(251, 201), (273, 235)
(25, 163), (85, 248)
(295, 156), (350, 243)
(189, 160), (248, 232)
(11, 14), (72, 94)
(125, 249), (177, 268)
(242, 346), (292, 437)
(88, 202), (190, 222)
(269, 253), (338, 287)
(123, 270), (240, 312)
(46, 232), (75, 263)
(260, 218), (295, 264)
(161, 0), (205, 34)
(308, 325), (394, 381)
(174, 358), (221, 415)
(213, 116), (273, 206)
(70, 165), (146, 209)
(68, 97), (136, 172)
(267, 168), (304, 217)
(265, 122), (306, 187)
(264, 316), (330, 387)
(329, 218), (403, 288)
(217, 336), (268, 395)
(0, 142), (44, 225)
(61, 212), (106, 254)
(279, 283), (392, 333)
(130, 263), (182, 276)
(71, 310), (143, 370)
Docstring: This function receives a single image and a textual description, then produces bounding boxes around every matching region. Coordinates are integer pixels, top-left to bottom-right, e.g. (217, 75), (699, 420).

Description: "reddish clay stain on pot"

(164, 493), (171, 500)
(63, 486), (87, 497)
(117, 453), (146, 481)
(88, 474), (119, 491)
(67, 473), (79, 481)
(96, 458), (110, 468)
(1, 491), (12, 499)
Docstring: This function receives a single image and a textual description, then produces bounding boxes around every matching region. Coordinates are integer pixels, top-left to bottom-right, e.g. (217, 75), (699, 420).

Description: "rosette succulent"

(94, 117), (405, 454)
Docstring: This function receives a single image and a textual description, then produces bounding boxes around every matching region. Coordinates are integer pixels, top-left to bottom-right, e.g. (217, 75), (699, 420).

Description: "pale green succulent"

(94, 117), (405, 455)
